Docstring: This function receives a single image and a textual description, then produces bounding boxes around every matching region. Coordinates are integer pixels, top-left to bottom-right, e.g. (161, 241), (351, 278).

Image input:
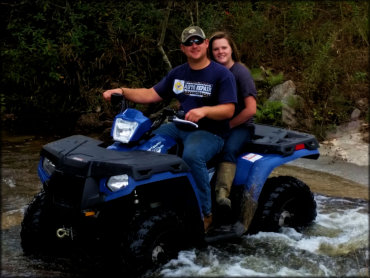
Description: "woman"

(209, 31), (257, 214)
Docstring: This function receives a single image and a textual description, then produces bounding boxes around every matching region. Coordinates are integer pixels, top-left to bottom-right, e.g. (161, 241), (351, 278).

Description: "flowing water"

(1, 134), (368, 277)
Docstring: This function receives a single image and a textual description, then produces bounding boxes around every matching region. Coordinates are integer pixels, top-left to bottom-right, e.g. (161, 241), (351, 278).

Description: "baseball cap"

(181, 26), (206, 43)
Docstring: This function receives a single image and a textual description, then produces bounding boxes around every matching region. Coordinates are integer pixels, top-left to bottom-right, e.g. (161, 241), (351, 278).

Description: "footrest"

(204, 221), (245, 243)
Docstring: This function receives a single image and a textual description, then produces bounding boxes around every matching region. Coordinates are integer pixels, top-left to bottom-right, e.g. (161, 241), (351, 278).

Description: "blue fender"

(100, 170), (204, 219)
(38, 158), (49, 184)
(233, 148), (320, 202)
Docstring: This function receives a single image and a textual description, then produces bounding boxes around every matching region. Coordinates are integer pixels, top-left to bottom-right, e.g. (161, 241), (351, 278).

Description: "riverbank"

(279, 120), (369, 200)
(292, 120), (368, 184)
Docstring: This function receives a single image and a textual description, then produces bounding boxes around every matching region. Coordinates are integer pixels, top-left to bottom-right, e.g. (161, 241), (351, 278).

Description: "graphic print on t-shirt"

(173, 79), (212, 98)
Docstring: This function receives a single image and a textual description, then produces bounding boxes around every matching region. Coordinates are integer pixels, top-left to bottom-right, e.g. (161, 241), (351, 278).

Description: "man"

(103, 26), (237, 232)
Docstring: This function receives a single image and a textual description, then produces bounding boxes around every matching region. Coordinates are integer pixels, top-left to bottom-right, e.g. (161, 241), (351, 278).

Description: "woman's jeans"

(222, 125), (254, 163)
(153, 123), (224, 216)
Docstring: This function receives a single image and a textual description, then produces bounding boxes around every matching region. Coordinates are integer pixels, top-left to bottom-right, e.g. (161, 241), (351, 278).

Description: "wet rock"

(360, 122), (369, 143)
(269, 80), (296, 102)
(268, 80), (303, 127)
(320, 120), (368, 166)
(356, 98), (368, 111)
(351, 108), (361, 121)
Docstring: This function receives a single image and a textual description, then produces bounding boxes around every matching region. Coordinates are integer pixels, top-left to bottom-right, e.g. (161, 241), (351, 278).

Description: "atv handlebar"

(162, 108), (198, 129)
(169, 116), (199, 129)
(111, 93), (129, 114)
(111, 93), (124, 106)
(150, 108), (198, 131)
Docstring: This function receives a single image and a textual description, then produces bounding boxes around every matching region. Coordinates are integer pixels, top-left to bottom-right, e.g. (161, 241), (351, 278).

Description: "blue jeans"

(222, 125), (254, 163)
(153, 123), (224, 216)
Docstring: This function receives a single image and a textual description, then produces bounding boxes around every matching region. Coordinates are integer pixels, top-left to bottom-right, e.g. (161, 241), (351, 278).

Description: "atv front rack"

(41, 135), (190, 180)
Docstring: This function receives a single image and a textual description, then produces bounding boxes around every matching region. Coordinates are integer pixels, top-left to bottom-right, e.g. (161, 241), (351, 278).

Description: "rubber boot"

(240, 192), (258, 231)
(215, 162), (237, 209)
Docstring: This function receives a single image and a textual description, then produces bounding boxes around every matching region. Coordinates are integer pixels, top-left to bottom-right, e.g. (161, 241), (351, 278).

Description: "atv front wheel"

(123, 210), (185, 273)
(20, 191), (54, 254)
(250, 176), (316, 233)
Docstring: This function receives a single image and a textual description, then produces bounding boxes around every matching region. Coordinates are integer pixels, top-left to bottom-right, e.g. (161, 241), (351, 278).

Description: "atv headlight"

(42, 157), (56, 176)
(112, 118), (139, 143)
(107, 174), (129, 192)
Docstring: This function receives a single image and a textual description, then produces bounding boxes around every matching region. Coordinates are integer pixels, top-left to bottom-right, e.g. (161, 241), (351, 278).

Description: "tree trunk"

(157, 1), (173, 71)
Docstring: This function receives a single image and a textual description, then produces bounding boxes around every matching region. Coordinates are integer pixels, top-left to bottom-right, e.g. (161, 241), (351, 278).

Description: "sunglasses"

(182, 38), (204, 47)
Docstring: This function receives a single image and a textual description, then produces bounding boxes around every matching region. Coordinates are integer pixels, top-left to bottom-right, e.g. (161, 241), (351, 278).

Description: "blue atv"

(20, 94), (319, 272)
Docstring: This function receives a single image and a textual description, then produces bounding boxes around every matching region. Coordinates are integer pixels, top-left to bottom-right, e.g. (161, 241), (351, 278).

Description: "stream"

(1, 134), (368, 277)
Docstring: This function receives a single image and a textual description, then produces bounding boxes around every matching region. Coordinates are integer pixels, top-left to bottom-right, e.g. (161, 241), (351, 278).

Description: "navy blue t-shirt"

(230, 62), (257, 126)
(153, 61), (237, 137)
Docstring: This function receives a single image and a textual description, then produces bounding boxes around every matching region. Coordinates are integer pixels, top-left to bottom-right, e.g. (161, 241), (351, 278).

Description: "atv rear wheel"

(123, 210), (185, 273)
(249, 176), (316, 233)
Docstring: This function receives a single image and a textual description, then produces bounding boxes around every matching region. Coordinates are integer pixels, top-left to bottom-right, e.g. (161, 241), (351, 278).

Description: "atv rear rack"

(248, 124), (319, 156)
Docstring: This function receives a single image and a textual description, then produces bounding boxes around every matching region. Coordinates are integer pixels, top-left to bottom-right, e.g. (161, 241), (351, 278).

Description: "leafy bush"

(1, 0), (368, 137)
(255, 101), (283, 126)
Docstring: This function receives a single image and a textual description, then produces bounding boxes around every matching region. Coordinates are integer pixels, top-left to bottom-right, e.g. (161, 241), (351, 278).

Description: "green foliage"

(251, 67), (284, 112)
(251, 67), (284, 88)
(0, 93), (5, 114)
(267, 71), (284, 88)
(1, 0), (368, 137)
(255, 101), (283, 126)
(353, 71), (367, 82)
(2, 0), (167, 128)
(301, 28), (348, 136)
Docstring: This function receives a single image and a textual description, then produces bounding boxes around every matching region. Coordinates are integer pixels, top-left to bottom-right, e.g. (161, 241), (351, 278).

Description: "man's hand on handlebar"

(103, 88), (123, 101)
(167, 110), (199, 129)
(185, 107), (207, 123)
